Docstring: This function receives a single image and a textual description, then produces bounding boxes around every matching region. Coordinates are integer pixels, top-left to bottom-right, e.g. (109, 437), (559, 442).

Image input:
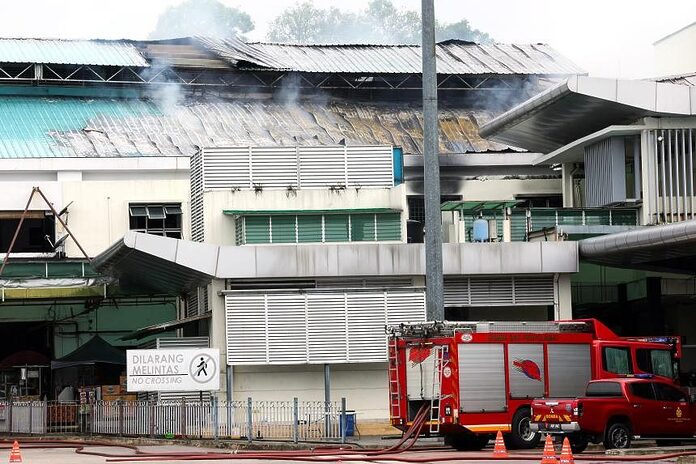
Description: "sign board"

(126, 348), (220, 392)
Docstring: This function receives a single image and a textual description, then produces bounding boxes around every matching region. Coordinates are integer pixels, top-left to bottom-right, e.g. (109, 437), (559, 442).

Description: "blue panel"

(392, 146), (403, 185)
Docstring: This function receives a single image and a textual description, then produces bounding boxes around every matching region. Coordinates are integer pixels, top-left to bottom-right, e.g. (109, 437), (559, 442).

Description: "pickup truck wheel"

(506, 407), (541, 449)
(604, 422), (631, 450)
(570, 435), (589, 454)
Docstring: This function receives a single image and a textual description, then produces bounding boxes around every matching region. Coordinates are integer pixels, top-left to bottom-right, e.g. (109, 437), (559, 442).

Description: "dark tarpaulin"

(51, 335), (126, 370)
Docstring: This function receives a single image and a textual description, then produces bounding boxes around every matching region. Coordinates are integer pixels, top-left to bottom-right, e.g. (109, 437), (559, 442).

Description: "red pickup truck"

(530, 378), (695, 452)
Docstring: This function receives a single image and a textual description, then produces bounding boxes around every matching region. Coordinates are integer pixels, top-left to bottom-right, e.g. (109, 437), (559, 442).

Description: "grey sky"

(0, 0), (692, 78)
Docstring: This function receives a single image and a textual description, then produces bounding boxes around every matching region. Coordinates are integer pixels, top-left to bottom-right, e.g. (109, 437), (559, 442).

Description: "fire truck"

(387, 319), (681, 450)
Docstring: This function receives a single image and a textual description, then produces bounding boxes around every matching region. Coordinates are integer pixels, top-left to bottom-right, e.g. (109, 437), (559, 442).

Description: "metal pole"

(226, 367), (233, 438)
(293, 397), (299, 444)
(340, 397), (347, 444)
(323, 364), (331, 438)
(246, 397), (253, 443)
(421, 0), (444, 321)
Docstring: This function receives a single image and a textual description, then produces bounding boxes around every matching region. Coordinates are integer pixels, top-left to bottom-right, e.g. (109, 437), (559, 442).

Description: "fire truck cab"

(387, 319), (680, 450)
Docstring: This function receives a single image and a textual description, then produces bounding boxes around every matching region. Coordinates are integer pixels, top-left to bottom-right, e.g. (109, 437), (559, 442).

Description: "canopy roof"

(51, 335), (125, 370)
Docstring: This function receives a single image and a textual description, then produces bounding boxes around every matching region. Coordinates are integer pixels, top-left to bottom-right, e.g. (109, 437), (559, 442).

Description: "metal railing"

(0, 398), (349, 443)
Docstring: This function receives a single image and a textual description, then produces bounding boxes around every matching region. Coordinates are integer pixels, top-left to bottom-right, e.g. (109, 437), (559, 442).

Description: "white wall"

(233, 363), (388, 421)
(0, 157), (191, 258)
(203, 185), (408, 246)
(654, 23), (696, 76)
(406, 178), (561, 199)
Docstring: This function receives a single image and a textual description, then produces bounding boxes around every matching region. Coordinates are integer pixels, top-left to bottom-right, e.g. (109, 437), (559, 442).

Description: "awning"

(121, 313), (211, 341)
(479, 76), (696, 154)
(223, 208), (399, 216)
(93, 232), (216, 294)
(51, 335), (125, 370)
(579, 220), (696, 274)
(441, 200), (523, 212)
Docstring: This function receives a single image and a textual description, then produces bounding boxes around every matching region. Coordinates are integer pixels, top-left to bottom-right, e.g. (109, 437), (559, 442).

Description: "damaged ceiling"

(0, 96), (515, 158)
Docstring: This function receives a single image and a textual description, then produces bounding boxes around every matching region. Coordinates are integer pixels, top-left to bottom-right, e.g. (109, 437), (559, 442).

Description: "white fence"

(0, 399), (348, 442)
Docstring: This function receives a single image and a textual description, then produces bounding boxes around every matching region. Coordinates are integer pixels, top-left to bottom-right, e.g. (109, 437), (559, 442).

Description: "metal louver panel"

(201, 145), (394, 191)
(190, 150), (205, 242)
(347, 146), (393, 187)
(547, 344), (591, 397)
(225, 289), (425, 365)
(226, 295), (267, 364)
(347, 293), (387, 362)
(317, 277), (415, 288)
(307, 294), (347, 363)
(444, 276), (555, 307)
(203, 147), (250, 189)
(299, 146), (346, 188)
(508, 344), (544, 399)
(458, 343), (506, 412)
(267, 295), (306, 363)
(185, 291), (199, 318)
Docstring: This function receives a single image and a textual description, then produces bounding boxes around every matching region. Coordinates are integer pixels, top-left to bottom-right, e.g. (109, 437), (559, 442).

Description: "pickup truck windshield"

(585, 381), (623, 397)
(636, 349), (673, 378)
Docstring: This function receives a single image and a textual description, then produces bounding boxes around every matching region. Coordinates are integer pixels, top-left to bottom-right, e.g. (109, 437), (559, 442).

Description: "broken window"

(129, 203), (182, 239)
(0, 211), (54, 253)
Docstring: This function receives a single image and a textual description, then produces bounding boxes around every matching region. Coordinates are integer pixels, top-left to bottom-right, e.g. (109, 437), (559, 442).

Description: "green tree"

(267, 0), (492, 45)
(150, 0), (254, 40)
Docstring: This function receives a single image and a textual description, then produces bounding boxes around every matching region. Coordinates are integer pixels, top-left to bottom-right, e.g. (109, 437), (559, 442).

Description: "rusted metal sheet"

(1, 96), (515, 158)
(0, 39), (148, 67)
(198, 38), (583, 76)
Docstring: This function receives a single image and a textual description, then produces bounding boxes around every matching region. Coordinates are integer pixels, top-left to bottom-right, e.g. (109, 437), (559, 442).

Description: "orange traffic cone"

(540, 434), (557, 464)
(8, 441), (21, 463)
(492, 430), (508, 458)
(559, 437), (575, 464)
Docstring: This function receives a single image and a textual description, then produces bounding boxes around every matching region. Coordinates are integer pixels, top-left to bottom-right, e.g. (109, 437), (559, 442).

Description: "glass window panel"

(350, 214), (375, 241)
(164, 205), (182, 215)
(297, 215), (322, 243)
(271, 216), (297, 243)
(129, 206), (147, 217)
(146, 206), (166, 220)
(603, 346), (633, 375)
(324, 215), (349, 242)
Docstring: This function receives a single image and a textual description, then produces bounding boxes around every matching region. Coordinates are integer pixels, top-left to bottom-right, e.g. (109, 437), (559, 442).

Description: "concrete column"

(561, 163), (574, 207)
(640, 129), (655, 225)
(208, 279), (230, 400)
(555, 274), (573, 320)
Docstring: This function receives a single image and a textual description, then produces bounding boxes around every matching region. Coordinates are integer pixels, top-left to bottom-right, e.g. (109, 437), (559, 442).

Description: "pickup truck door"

(653, 383), (693, 437)
(626, 382), (663, 435)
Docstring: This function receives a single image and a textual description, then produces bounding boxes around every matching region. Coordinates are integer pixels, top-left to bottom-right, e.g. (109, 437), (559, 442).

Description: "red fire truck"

(387, 319), (681, 450)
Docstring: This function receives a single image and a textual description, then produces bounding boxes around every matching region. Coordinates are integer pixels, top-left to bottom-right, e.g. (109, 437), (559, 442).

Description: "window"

(603, 346), (633, 375)
(637, 349), (674, 378)
(236, 212), (401, 245)
(585, 381), (623, 397)
(129, 203), (182, 238)
(629, 382), (656, 400)
(0, 211), (54, 253)
(654, 383), (688, 403)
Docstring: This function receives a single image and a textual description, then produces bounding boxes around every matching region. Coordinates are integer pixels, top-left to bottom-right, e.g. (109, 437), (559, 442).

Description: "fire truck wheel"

(603, 422), (632, 450)
(506, 407), (541, 449)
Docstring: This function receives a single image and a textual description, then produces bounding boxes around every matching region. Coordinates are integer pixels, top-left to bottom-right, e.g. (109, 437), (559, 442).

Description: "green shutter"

(271, 216), (297, 243)
(610, 209), (638, 226)
(298, 215), (322, 243)
(235, 217), (245, 245)
(324, 215), (349, 242)
(244, 216), (271, 244)
(557, 209), (584, 225)
(375, 213), (401, 241)
(350, 213), (375, 241)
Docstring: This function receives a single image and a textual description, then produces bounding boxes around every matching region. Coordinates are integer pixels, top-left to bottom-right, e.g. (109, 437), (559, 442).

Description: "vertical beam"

(633, 135), (641, 201)
(324, 364), (331, 438)
(690, 129), (695, 219)
(561, 163), (574, 207)
(667, 130), (674, 222)
(421, 0), (444, 321)
(660, 130), (668, 223)
(682, 129), (689, 220)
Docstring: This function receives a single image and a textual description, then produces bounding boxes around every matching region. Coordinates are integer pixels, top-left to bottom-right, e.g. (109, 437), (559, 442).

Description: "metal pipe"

(660, 130), (668, 222)
(667, 130), (674, 222)
(34, 187), (93, 262)
(421, 0), (444, 321)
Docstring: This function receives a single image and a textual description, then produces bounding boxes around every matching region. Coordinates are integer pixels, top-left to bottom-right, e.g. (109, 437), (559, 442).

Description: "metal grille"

(225, 289), (425, 365)
(444, 276), (555, 307)
(647, 129), (696, 224)
(201, 145), (394, 190)
(190, 150), (205, 242)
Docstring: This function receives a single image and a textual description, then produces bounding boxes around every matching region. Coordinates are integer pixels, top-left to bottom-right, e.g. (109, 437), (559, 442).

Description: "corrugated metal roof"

(198, 38), (583, 75)
(0, 95), (515, 158)
(0, 39), (149, 67)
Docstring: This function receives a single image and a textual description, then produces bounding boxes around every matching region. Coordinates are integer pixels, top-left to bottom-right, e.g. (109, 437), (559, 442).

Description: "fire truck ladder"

(387, 338), (402, 420)
(429, 345), (447, 434)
